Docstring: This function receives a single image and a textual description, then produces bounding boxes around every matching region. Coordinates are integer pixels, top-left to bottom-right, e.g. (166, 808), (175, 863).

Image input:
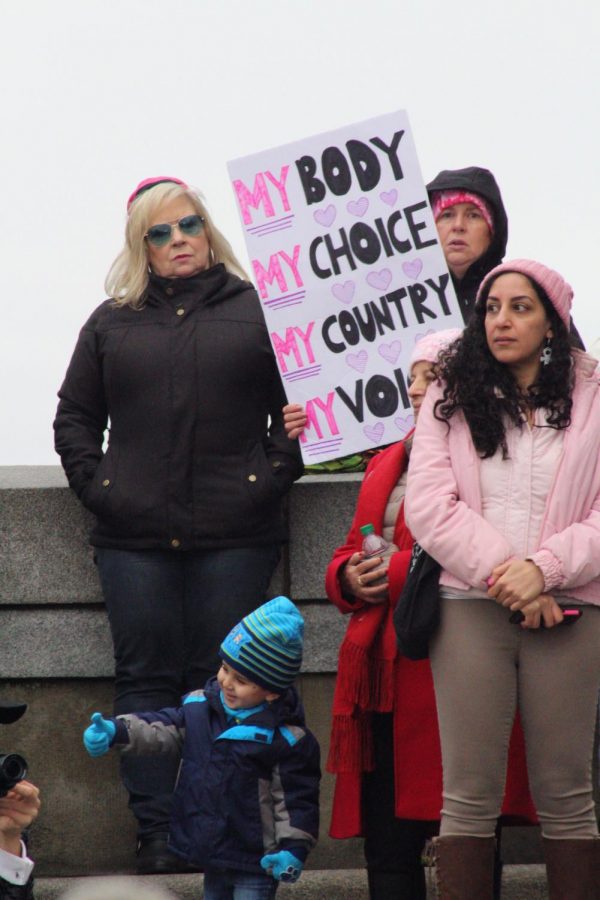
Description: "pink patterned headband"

(127, 176), (188, 213)
(431, 190), (494, 235)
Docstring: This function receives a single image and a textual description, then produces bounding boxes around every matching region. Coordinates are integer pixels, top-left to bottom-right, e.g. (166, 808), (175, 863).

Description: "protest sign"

(228, 110), (463, 462)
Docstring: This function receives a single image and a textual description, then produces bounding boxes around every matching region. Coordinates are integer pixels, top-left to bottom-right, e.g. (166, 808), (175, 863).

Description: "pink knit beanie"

(431, 190), (495, 235)
(476, 259), (573, 329)
(127, 176), (188, 212)
(410, 328), (463, 370)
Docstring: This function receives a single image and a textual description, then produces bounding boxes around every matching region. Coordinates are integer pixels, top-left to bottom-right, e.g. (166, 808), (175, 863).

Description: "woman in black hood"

(427, 166), (508, 323)
(427, 166), (584, 348)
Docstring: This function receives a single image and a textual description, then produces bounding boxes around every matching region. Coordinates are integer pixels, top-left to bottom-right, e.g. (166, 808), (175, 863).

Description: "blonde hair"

(105, 182), (249, 308)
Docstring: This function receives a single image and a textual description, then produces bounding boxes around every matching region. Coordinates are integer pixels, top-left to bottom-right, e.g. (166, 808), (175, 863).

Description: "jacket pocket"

(244, 442), (282, 510)
(82, 445), (119, 516)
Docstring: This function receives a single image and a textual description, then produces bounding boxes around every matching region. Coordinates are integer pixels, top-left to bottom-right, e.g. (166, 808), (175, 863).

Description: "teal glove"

(260, 850), (303, 883)
(83, 712), (116, 757)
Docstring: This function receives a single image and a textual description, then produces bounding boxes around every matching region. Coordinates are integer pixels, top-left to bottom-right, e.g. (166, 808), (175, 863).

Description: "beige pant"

(429, 597), (600, 839)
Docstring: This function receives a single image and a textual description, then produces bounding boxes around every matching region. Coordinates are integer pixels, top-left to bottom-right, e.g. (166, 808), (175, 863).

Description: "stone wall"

(0, 467), (363, 876)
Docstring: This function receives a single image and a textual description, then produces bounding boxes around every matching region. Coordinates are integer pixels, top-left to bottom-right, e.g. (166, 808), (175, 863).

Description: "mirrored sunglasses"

(145, 214), (205, 247)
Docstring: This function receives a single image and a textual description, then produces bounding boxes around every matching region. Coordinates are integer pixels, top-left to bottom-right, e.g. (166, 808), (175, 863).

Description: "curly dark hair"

(434, 274), (574, 458)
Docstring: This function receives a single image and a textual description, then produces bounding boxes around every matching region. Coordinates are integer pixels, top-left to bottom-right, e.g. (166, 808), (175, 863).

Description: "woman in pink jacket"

(405, 259), (600, 899)
(285, 332), (537, 900)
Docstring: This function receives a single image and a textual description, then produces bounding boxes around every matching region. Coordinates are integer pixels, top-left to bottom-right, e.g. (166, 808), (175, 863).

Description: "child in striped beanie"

(83, 597), (320, 899)
(219, 595), (304, 698)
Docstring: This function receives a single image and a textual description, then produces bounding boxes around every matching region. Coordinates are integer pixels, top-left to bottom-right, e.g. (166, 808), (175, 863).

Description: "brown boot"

(434, 835), (495, 899)
(543, 836), (600, 900)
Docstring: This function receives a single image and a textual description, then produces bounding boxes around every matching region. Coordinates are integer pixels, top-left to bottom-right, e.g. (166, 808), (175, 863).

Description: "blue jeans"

(95, 544), (281, 837)
(203, 869), (278, 900)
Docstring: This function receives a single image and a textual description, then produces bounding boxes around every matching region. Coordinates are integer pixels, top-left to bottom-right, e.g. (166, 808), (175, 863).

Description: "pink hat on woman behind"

(409, 328), (462, 369)
(126, 176), (188, 212)
(431, 190), (495, 235)
(476, 259), (573, 329)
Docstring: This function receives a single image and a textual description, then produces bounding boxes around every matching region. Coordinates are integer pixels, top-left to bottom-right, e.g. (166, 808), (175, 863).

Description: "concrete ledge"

(0, 469), (100, 606)
(0, 467), (69, 489)
(288, 474), (361, 599)
(0, 468), (361, 607)
(27, 865), (550, 899)
(0, 608), (111, 677)
(0, 603), (347, 677)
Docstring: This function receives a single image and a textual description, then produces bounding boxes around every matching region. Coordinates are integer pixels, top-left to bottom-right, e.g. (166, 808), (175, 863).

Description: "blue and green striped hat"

(219, 596), (304, 693)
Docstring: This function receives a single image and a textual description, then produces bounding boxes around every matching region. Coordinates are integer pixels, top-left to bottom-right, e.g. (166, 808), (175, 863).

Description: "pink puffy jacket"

(405, 351), (600, 606)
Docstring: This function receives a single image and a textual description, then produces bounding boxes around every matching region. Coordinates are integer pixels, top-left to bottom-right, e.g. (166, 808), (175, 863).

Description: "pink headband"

(476, 259), (573, 329)
(431, 190), (494, 235)
(410, 328), (463, 369)
(127, 176), (188, 213)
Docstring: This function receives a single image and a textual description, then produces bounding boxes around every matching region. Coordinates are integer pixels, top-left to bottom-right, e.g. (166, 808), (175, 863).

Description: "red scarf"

(327, 501), (413, 774)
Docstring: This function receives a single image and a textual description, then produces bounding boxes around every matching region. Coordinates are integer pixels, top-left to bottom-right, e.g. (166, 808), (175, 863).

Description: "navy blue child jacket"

(112, 676), (320, 873)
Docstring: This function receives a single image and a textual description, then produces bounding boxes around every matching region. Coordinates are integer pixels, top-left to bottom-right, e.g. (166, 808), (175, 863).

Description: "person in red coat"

(319, 331), (537, 900)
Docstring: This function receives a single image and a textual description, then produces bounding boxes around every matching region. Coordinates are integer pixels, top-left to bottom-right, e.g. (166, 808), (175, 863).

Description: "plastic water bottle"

(359, 523), (397, 585)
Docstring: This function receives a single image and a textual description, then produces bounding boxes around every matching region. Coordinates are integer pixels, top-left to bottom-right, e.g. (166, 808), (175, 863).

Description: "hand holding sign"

(283, 403), (308, 440)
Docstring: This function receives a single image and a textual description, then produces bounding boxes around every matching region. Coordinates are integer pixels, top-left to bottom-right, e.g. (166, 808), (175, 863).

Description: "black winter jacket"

(53, 265), (302, 550)
(427, 166), (508, 323)
(0, 878), (34, 900)
(112, 678), (320, 873)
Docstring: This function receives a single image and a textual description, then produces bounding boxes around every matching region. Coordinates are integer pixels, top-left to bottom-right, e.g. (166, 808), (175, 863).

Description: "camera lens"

(0, 753), (28, 796)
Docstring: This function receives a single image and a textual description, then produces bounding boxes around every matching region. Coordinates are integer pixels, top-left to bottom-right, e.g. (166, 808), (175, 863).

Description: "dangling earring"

(540, 337), (553, 366)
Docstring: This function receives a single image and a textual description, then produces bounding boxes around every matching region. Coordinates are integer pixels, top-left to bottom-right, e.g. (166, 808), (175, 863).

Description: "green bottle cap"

(360, 524), (375, 536)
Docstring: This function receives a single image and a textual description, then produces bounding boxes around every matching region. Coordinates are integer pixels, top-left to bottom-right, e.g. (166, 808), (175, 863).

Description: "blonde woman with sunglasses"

(53, 177), (302, 874)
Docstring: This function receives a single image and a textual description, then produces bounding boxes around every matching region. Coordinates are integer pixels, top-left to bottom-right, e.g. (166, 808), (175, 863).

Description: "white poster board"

(228, 110), (463, 462)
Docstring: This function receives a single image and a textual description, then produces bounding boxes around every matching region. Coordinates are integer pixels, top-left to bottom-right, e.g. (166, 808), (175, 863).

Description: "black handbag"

(393, 542), (441, 660)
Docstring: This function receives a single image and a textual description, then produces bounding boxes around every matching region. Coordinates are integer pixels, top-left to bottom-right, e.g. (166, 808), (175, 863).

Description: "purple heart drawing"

(394, 415), (414, 436)
(402, 258), (423, 280)
(346, 350), (368, 373)
(331, 281), (356, 304)
(347, 197), (369, 217)
(313, 205), (336, 227)
(364, 422), (385, 443)
(414, 329), (437, 345)
(366, 268), (393, 292)
(380, 189), (398, 206)
(378, 340), (402, 364)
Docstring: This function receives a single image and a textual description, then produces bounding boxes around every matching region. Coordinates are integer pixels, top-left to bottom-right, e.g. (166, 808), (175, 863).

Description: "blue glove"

(260, 850), (303, 883)
(83, 712), (116, 757)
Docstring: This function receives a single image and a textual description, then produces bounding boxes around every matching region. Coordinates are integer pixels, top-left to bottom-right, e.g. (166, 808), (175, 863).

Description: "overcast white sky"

(2, 0), (599, 464)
